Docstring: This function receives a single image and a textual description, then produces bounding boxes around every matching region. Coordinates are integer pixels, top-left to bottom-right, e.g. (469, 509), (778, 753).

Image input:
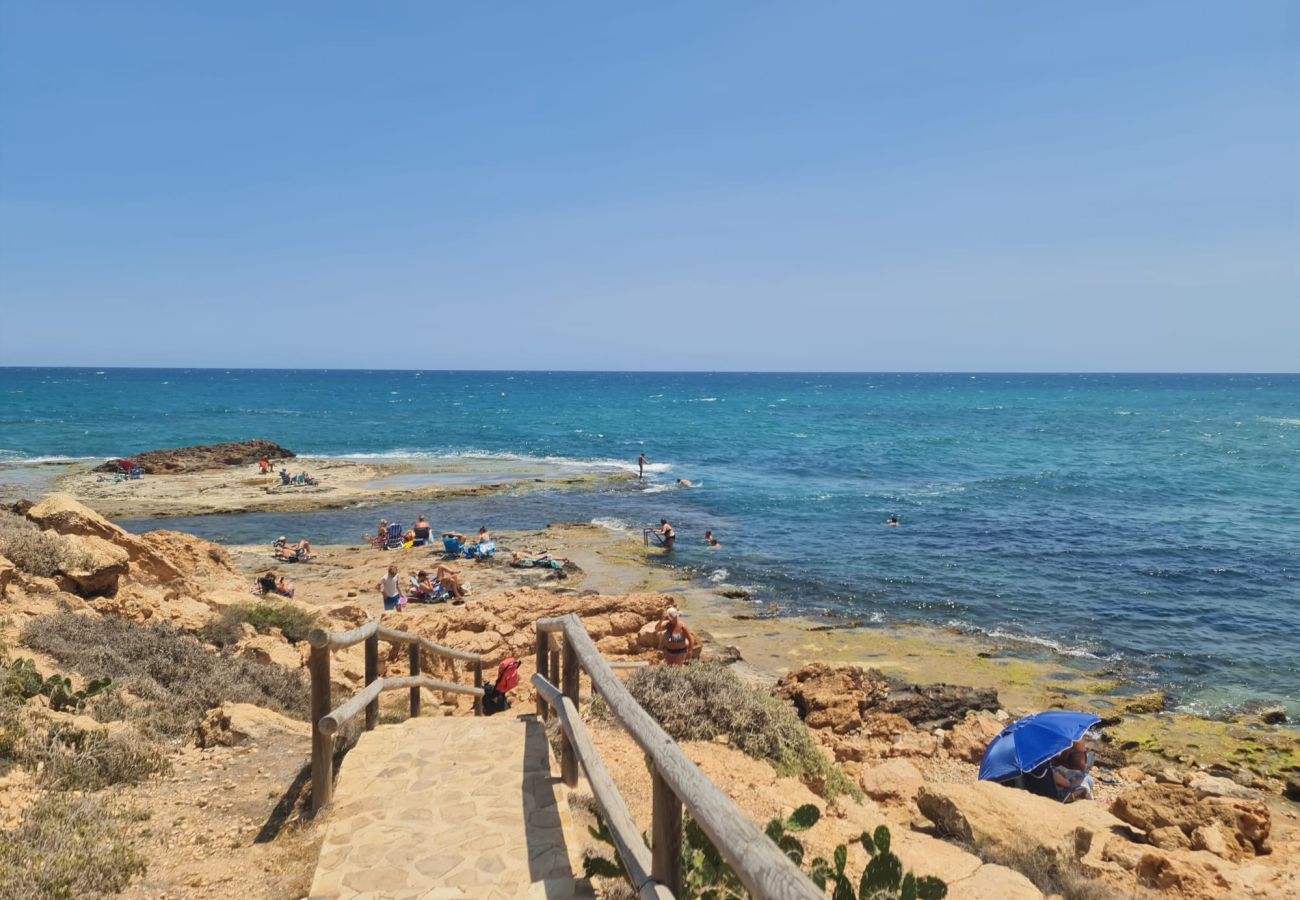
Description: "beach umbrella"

(978, 710), (1101, 783)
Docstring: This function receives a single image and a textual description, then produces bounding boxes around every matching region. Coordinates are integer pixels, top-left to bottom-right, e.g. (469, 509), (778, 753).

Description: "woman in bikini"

(658, 606), (696, 666)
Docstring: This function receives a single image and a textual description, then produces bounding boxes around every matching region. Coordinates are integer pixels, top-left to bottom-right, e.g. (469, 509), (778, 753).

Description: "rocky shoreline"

(1, 493), (1297, 898)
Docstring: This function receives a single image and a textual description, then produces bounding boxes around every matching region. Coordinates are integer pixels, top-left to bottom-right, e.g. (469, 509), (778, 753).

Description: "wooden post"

(309, 644), (333, 813)
(535, 630), (549, 719)
(473, 659), (484, 716)
(560, 636), (580, 786)
(548, 633), (560, 690)
(408, 643), (421, 718)
(651, 765), (683, 896)
(364, 632), (379, 731)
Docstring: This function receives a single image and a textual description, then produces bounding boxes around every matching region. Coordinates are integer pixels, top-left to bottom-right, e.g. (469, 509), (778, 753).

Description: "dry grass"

(594, 663), (861, 801)
(965, 839), (1116, 900)
(0, 792), (147, 899)
(24, 724), (172, 791)
(0, 511), (91, 578)
(21, 611), (308, 737)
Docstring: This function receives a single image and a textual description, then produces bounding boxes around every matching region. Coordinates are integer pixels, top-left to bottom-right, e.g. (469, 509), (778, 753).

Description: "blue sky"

(1, 2), (1296, 371)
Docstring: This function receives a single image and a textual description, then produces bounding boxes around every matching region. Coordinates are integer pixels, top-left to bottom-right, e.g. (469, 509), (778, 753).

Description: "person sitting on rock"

(434, 564), (468, 602)
(1050, 738), (1095, 802)
(257, 571), (294, 598)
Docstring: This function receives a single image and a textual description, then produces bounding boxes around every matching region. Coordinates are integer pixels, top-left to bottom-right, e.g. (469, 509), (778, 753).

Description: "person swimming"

(704, 530), (721, 547)
(886, 515), (900, 527)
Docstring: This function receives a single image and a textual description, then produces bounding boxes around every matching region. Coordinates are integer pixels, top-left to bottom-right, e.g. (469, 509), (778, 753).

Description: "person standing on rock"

(658, 606), (697, 666)
(638, 453), (649, 479)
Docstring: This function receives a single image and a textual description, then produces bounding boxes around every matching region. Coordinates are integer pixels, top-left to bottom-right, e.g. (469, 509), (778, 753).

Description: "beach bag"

(482, 682), (509, 715)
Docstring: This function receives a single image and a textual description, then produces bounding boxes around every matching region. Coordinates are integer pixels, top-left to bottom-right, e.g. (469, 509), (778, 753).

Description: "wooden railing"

(307, 621), (485, 813)
(534, 614), (822, 900)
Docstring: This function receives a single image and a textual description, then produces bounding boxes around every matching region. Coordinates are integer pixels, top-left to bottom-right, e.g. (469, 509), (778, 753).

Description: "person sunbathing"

(275, 539), (315, 561)
(412, 516), (432, 544)
(257, 571), (294, 598)
(434, 564), (468, 601)
(510, 550), (568, 569)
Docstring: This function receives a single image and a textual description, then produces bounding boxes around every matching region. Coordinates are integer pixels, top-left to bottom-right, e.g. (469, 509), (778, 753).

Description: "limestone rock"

(636, 621), (660, 649)
(916, 780), (1128, 876)
(1187, 772), (1260, 801)
(1285, 776), (1300, 802)
(1136, 851), (1231, 897)
(195, 702), (308, 748)
(96, 439), (295, 475)
(775, 662), (890, 734)
(237, 633), (306, 670)
(0, 554), (14, 595)
(881, 680), (999, 729)
(858, 758), (925, 806)
(943, 711), (1004, 764)
(1110, 782), (1270, 858)
(56, 533), (130, 596)
(27, 494), (183, 584)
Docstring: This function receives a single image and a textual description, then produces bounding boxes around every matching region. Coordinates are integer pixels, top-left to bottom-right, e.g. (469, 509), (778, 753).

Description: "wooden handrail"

(534, 614), (822, 900)
(533, 675), (671, 900)
(308, 620), (485, 814)
(320, 676), (484, 735)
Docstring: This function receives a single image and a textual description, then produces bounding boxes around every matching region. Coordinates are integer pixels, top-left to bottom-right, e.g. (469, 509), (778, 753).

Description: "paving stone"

(310, 715), (581, 899)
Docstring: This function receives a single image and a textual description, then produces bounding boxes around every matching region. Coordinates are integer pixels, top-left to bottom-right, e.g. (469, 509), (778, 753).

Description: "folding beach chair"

(383, 522), (404, 550)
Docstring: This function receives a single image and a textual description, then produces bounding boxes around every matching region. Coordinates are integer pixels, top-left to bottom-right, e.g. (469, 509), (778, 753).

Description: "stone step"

(310, 714), (583, 899)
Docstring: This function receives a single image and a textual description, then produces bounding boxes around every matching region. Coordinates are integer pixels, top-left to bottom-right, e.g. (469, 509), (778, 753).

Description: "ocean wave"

(979, 627), (1117, 660)
(707, 568), (729, 583)
(1259, 416), (1300, 427)
(590, 517), (635, 533)
(0, 452), (104, 465)
(310, 448), (670, 475)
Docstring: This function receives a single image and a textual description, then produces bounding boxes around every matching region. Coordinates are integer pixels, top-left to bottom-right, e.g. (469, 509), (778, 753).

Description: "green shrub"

(602, 663), (860, 800)
(0, 512), (91, 578)
(21, 611), (307, 737)
(0, 698), (22, 761)
(199, 600), (319, 646)
(24, 725), (171, 791)
(0, 793), (146, 899)
(1, 658), (114, 712)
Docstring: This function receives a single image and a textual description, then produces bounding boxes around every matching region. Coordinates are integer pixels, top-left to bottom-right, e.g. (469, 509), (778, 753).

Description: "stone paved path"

(309, 714), (591, 899)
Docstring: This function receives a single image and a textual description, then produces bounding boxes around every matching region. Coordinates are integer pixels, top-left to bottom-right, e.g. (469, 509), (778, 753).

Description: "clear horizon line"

(1, 366), (1297, 377)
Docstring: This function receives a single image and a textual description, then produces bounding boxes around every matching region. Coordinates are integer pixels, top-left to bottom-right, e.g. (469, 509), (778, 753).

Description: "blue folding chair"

(383, 522), (404, 550)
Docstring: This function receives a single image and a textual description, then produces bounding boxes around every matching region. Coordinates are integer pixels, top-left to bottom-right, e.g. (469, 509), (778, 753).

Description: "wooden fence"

(534, 614), (822, 900)
(306, 621), (485, 813)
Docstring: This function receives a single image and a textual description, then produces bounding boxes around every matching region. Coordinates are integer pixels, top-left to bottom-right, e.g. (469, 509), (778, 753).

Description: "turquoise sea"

(2, 368), (1298, 718)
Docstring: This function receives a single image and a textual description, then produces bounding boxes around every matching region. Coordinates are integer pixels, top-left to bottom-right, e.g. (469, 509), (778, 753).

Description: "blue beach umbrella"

(978, 710), (1101, 783)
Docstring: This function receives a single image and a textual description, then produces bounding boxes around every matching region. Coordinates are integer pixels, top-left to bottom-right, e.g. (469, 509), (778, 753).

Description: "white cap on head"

(665, 606), (679, 618)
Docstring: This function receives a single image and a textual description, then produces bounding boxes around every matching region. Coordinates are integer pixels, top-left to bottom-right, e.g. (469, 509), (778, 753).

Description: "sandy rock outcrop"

(0, 553), (14, 595)
(97, 439), (295, 475)
(858, 758), (926, 807)
(917, 780), (1129, 878)
(55, 533), (129, 596)
(1110, 782), (1271, 860)
(345, 589), (668, 708)
(24, 495), (243, 613)
(944, 711), (1005, 764)
(776, 663), (1000, 769)
(195, 702), (309, 748)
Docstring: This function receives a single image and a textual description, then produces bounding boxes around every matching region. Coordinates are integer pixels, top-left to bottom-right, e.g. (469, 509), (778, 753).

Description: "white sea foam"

(311, 448), (670, 476)
(0, 453), (104, 465)
(708, 568), (729, 583)
(590, 517), (635, 533)
(982, 627), (1116, 660)
(1260, 416), (1300, 427)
